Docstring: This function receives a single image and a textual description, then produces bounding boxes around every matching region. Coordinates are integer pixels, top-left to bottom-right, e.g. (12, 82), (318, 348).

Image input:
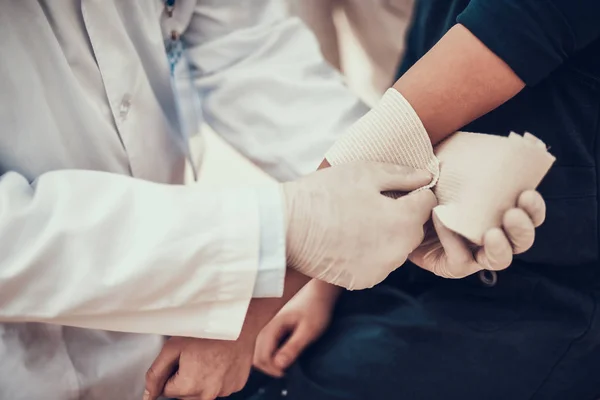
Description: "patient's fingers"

(503, 208), (535, 254)
(518, 190), (546, 227)
(274, 324), (315, 371)
(144, 340), (180, 400)
(254, 318), (295, 378)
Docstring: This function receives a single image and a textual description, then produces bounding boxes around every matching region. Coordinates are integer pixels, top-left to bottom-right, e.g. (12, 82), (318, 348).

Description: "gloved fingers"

(396, 189), (437, 224)
(517, 190), (546, 227)
(393, 190), (437, 254)
(502, 208), (535, 254)
(253, 317), (297, 378)
(417, 220), (440, 252)
(273, 323), (315, 372)
(367, 163), (433, 192)
(144, 340), (180, 400)
(430, 212), (478, 278)
(476, 228), (513, 271)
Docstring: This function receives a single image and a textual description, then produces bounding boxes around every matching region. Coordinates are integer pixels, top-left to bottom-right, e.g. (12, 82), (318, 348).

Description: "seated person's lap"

(229, 263), (600, 400)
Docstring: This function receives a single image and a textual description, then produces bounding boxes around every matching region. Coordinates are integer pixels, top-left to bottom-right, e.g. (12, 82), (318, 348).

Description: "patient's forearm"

(321, 25), (524, 175)
(306, 278), (344, 302)
(392, 24), (524, 145)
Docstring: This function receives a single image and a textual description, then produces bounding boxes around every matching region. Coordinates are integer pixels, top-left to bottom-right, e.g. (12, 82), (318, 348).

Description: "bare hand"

(144, 335), (253, 400)
(143, 270), (309, 400)
(253, 280), (341, 377)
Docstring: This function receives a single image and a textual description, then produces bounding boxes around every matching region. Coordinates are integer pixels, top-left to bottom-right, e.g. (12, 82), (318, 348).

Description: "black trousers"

(227, 263), (600, 400)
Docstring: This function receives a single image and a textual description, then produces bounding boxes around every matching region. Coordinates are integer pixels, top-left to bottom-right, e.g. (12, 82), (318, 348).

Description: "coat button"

(119, 94), (132, 120)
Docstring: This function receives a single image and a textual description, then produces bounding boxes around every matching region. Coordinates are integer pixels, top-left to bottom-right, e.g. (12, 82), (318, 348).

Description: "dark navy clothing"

(229, 265), (600, 400)
(400, 0), (600, 269)
(228, 1), (600, 399)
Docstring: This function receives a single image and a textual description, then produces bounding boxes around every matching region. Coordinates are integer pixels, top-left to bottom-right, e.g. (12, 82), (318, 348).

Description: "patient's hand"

(144, 269), (309, 400)
(144, 335), (254, 400)
(409, 190), (546, 278)
(253, 279), (342, 377)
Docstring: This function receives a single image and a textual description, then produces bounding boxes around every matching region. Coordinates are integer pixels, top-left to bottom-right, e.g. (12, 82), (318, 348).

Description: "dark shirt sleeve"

(457, 0), (600, 86)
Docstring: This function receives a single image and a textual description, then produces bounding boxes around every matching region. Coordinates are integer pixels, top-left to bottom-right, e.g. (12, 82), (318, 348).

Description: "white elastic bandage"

(325, 88), (556, 245)
(325, 89), (439, 191)
(431, 131), (555, 244)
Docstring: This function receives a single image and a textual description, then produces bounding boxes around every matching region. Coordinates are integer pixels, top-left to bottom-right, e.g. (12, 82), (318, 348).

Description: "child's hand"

(253, 280), (342, 377)
(409, 190), (546, 278)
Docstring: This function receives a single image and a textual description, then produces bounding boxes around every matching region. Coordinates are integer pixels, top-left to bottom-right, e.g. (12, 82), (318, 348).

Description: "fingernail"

(142, 390), (150, 400)
(275, 354), (289, 369)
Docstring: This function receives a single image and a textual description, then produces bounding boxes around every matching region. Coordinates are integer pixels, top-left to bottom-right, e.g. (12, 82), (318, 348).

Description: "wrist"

(306, 279), (343, 303)
(318, 159), (331, 170)
(241, 269), (310, 340)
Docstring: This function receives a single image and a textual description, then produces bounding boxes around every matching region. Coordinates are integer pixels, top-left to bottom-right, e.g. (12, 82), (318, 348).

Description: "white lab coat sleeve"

(182, 0), (370, 182)
(0, 169), (276, 340)
(253, 185), (286, 298)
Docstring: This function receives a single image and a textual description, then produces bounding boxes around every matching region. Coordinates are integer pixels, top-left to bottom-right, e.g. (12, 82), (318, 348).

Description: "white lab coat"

(0, 0), (367, 398)
(289, 0), (415, 99)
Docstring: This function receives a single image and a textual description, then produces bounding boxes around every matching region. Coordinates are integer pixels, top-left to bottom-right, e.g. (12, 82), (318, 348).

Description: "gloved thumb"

(397, 189), (437, 222)
(273, 326), (312, 370)
(369, 163), (433, 192)
(431, 212), (480, 277)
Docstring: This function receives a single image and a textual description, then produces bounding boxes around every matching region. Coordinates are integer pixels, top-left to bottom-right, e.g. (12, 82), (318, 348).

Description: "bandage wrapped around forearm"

(326, 89), (440, 191)
(325, 88), (556, 245)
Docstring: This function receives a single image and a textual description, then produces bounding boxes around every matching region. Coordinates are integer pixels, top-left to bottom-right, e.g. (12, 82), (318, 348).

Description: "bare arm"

(319, 24), (524, 168)
(393, 24), (524, 145)
(241, 269), (310, 339)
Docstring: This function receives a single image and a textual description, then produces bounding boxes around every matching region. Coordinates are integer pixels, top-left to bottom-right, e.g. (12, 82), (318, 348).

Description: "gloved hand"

(283, 161), (437, 290)
(409, 190), (546, 278)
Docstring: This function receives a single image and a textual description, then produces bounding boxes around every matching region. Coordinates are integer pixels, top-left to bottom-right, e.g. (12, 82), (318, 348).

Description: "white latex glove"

(324, 89), (551, 280)
(283, 162), (437, 290)
(409, 190), (546, 278)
